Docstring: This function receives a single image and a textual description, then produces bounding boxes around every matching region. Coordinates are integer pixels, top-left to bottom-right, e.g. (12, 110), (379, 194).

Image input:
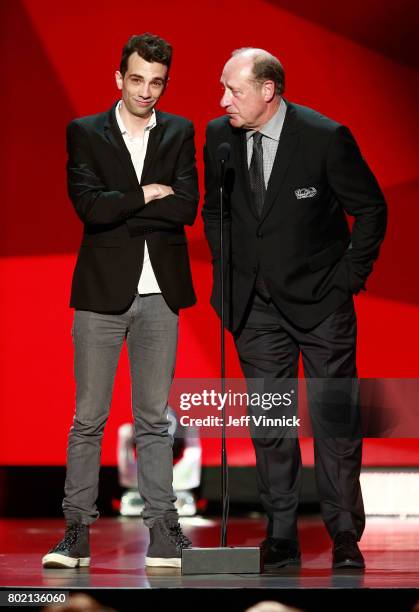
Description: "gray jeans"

(62, 293), (179, 527)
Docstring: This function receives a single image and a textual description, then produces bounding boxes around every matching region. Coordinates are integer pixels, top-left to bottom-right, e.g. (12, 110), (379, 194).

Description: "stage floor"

(0, 516), (418, 589)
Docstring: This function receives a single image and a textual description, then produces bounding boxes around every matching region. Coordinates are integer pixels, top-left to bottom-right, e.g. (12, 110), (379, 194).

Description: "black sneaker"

(260, 537), (301, 569)
(332, 531), (365, 569)
(42, 523), (90, 568)
(145, 517), (192, 568)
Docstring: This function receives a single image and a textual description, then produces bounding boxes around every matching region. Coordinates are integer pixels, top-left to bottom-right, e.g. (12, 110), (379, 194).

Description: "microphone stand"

(219, 157), (228, 548)
(182, 145), (260, 574)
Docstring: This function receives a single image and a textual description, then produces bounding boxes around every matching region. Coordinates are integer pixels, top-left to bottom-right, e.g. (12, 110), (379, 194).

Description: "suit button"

(256, 230), (263, 237)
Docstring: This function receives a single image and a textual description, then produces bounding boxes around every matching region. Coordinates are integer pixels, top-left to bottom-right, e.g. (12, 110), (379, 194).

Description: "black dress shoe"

(332, 531), (365, 569)
(260, 537), (301, 569)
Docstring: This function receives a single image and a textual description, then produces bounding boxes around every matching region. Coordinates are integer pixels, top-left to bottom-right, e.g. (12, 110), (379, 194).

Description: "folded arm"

(67, 120), (147, 225)
(134, 122), (199, 227)
(67, 120), (199, 229)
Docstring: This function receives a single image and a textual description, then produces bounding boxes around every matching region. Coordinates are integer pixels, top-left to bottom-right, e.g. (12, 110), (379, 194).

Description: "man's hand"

(142, 184), (174, 204)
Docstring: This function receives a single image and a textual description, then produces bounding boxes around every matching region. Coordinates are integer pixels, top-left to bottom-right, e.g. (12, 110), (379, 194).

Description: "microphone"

(216, 142), (231, 163)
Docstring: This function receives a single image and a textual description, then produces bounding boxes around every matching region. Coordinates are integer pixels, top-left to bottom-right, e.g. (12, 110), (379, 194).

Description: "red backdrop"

(1, 0), (418, 467)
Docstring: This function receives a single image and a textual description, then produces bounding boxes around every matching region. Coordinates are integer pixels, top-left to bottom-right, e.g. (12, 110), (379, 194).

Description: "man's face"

(220, 57), (268, 129)
(115, 53), (168, 119)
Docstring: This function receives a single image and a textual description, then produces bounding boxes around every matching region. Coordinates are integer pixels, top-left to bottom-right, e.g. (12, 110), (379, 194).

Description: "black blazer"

(67, 102), (199, 313)
(202, 100), (387, 331)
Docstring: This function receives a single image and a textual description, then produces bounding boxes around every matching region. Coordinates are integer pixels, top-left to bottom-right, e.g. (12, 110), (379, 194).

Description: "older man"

(202, 48), (387, 569)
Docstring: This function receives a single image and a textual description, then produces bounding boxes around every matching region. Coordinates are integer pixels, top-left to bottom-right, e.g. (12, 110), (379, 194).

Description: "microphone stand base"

(181, 546), (260, 574)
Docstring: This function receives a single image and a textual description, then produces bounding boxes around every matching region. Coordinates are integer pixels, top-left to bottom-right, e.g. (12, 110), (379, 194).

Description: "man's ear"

(115, 70), (123, 91)
(262, 80), (276, 103)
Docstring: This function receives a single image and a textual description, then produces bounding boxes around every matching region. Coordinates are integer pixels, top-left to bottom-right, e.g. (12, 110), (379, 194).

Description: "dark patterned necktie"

(249, 131), (266, 217)
(248, 132), (271, 302)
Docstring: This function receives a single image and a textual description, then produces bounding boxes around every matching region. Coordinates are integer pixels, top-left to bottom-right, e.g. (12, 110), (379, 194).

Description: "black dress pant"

(234, 292), (365, 543)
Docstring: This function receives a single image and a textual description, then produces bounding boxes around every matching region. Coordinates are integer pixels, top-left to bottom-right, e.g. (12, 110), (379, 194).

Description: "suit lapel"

(103, 103), (140, 190)
(140, 111), (166, 183)
(231, 101), (299, 221)
(260, 102), (299, 223)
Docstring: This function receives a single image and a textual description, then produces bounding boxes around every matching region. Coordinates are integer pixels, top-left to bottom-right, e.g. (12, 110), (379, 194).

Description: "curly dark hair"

(120, 33), (172, 76)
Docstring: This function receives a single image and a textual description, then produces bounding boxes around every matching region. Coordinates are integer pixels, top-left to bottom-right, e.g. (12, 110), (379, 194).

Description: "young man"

(202, 48), (387, 569)
(42, 33), (198, 569)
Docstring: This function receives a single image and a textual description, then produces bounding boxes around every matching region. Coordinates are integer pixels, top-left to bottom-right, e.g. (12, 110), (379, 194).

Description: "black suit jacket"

(202, 100), (387, 331)
(67, 102), (199, 313)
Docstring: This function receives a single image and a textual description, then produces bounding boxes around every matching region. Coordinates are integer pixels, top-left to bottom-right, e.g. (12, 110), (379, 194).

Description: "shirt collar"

(115, 100), (157, 137)
(246, 97), (287, 142)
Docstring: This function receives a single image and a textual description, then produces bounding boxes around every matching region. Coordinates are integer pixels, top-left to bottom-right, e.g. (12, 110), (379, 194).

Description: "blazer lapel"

(140, 111), (166, 183)
(103, 103), (140, 190)
(260, 102), (299, 223)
